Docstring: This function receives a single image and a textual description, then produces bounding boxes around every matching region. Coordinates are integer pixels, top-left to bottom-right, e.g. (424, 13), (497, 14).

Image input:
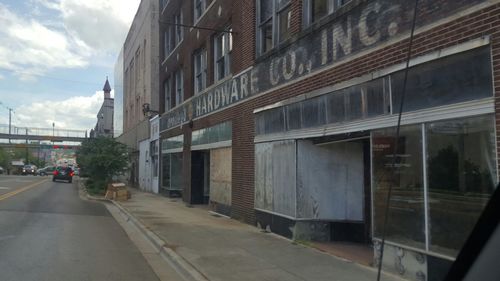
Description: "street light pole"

(52, 122), (55, 145)
(8, 108), (12, 144)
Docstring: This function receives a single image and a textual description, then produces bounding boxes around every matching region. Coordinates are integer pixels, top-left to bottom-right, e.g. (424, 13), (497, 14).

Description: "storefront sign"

(160, 0), (483, 132)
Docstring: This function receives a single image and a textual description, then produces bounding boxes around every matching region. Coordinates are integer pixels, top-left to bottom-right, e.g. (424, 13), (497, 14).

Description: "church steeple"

(103, 76), (111, 99)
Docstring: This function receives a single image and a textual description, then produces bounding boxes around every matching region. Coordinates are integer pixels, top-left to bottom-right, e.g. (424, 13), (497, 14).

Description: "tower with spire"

(103, 76), (112, 99)
(90, 77), (115, 138)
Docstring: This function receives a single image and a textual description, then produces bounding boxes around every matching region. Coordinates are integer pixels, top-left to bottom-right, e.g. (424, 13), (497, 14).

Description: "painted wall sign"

(160, 0), (483, 132)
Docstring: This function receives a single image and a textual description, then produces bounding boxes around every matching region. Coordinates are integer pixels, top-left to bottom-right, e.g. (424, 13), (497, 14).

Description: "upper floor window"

(256, 0), (291, 56)
(161, 0), (169, 11)
(194, 0), (206, 22)
(164, 28), (172, 58)
(193, 48), (207, 94)
(174, 11), (183, 45)
(164, 77), (172, 111)
(303, 0), (350, 26)
(214, 28), (232, 81)
(175, 69), (184, 106)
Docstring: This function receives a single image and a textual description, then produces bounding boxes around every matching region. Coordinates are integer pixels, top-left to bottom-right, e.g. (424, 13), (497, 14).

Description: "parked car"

(52, 166), (74, 183)
(22, 165), (37, 175)
(0, 166), (4, 174)
(37, 166), (56, 176)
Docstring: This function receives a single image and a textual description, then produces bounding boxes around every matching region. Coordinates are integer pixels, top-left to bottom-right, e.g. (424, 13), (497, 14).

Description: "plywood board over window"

(210, 147), (232, 206)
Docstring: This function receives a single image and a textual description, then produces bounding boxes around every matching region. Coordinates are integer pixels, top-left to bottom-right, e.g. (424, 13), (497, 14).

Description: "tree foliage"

(0, 147), (9, 168)
(76, 137), (129, 193)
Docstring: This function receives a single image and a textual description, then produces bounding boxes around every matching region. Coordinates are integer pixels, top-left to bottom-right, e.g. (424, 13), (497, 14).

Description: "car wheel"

(68, 179), (72, 183)
(52, 178), (56, 182)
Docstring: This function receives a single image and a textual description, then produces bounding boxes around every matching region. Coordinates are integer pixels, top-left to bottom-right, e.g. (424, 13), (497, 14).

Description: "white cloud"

(0, 4), (90, 78)
(0, 0), (140, 79)
(12, 91), (111, 130)
(37, 0), (140, 53)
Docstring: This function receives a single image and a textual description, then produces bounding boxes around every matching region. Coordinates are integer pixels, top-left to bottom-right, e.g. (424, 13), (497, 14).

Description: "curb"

(111, 200), (210, 281)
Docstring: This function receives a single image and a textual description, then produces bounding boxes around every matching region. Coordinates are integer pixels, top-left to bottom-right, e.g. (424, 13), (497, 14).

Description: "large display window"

(426, 116), (496, 256)
(372, 125), (426, 249)
(372, 115), (497, 257)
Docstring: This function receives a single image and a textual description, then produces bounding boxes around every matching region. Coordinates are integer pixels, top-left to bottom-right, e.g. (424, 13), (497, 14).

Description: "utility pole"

(8, 108), (12, 144)
(25, 128), (29, 164)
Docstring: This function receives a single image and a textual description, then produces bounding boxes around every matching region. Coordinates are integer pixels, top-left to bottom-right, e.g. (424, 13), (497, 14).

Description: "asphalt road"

(0, 175), (160, 281)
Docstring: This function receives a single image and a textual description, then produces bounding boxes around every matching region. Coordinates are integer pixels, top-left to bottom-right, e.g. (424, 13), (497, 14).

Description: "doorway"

(191, 150), (210, 204)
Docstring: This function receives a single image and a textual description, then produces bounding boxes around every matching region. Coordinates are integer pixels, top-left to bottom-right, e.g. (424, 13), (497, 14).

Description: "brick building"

(157, 1), (500, 280)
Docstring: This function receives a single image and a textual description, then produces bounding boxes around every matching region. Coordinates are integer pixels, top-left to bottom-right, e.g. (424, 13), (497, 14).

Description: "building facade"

(91, 78), (114, 138)
(114, 47), (124, 138)
(119, 0), (160, 187)
(158, 1), (500, 280)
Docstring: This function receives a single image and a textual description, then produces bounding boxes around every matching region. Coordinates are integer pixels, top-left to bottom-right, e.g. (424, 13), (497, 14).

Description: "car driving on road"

(22, 165), (37, 175)
(52, 166), (74, 183)
(37, 166), (56, 176)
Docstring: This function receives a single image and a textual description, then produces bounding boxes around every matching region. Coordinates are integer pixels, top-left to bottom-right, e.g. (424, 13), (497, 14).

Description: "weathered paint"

(209, 147), (232, 206)
(159, 0), (483, 132)
(296, 140), (364, 221)
(254, 140), (296, 217)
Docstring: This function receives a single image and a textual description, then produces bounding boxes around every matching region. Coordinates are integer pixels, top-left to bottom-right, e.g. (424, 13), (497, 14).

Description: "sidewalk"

(115, 188), (402, 281)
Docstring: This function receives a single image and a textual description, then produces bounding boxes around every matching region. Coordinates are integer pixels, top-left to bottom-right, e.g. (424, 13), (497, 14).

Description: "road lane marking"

(0, 187), (11, 190)
(0, 179), (48, 202)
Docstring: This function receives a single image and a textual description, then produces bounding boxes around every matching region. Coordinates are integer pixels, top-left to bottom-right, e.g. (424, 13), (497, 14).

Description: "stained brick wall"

(160, 0), (500, 224)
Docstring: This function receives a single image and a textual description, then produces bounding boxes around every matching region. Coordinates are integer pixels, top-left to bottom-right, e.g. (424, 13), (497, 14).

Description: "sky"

(0, 0), (140, 131)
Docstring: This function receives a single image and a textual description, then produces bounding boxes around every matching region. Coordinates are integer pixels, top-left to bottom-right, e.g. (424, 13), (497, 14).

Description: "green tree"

(76, 137), (129, 194)
(0, 147), (10, 168)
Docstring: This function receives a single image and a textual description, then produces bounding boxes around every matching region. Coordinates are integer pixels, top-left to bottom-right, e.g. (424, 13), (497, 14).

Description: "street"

(0, 175), (160, 281)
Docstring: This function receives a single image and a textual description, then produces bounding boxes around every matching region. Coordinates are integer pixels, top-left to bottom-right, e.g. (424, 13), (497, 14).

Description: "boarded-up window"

(209, 147), (232, 206)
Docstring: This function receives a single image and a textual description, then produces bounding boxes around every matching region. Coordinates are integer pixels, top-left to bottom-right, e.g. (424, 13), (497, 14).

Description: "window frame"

(193, 0), (207, 22)
(193, 48), (207, 94)
(164, 77), (172, 112)
(174, 11), (183, 46)
(214, 28), (233, 81)
(256, 0), (293, 56)
(302, 0), (350, 27)
(174, 69), (184, 106)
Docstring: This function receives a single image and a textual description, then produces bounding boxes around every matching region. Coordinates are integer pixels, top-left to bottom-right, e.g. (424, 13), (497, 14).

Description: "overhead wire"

(376, 0), (420, 280)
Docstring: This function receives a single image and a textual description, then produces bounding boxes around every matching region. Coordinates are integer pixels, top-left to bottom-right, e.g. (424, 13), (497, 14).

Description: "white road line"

(0, 187), (11, 190)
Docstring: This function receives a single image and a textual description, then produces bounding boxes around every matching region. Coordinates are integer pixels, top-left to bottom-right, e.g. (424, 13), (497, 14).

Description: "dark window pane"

(427, 115), (497, 257)
(264, 108), (285, 134)
(161, 154), (171, 190)
(171, 152), (183, 190)
(261, 20), (273, 53)
(312, 0), (328, 22)
(302, 96), (326, 128)
(260, 0), (273, 22)
(365, 79), (386, 117)
(278, 7), (291, 42)
(373, 125), (426, 249)
(346, 86), (362, 120)
(326, 91), (346, 123)
(392, 47), (493, 112)
(255, 112), (266, 135)
(286, 103), (302, 130)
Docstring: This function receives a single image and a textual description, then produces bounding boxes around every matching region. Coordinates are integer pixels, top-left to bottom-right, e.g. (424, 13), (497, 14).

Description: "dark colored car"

(52, 166), (74, 183)
(37, 166), (56, 176)
(22, 165), (37, 175)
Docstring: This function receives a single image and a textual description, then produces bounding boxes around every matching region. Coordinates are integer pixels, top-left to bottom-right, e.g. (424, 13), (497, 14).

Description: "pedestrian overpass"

(0, 124), (88, 143)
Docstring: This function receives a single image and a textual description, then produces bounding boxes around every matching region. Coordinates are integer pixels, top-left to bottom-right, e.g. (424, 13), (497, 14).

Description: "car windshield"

(1, 1), (499, 281)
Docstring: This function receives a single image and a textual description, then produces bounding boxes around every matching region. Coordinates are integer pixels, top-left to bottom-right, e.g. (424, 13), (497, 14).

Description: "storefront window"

(161, 152), (183, 191)
(426, 115), (497, 256)
(373, 125), (426, 249)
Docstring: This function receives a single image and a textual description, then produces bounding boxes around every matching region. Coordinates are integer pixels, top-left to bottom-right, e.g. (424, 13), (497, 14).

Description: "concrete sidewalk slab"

(116, 189), (404, 281)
